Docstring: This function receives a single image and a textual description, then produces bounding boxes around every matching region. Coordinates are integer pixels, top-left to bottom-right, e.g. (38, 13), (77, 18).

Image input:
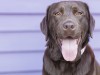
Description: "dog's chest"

(55, 62), (77, 75)
(55, 61), (89, 75)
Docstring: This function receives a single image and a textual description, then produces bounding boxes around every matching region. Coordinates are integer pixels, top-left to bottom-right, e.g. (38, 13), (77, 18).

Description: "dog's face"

(41, 1), (95, 62)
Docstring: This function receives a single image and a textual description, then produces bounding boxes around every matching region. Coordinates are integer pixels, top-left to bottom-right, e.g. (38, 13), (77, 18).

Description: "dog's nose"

(63, 21), (75, 30)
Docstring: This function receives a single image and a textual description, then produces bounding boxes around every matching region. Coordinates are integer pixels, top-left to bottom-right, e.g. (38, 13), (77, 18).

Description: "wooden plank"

(0, 50), (99, 72)
(0, 15), (99, 31)
(0, 52), (43, 72)
(0, 15), (44, 31)
(0, 31), (99, 52)
(33, 73), (41, 75)
(34, 0), (100, 13)
(0, 0), (99, 13)
(0, 32), (45, 51)
(0, 0), (34, 13)
(1, 73), (34, 75)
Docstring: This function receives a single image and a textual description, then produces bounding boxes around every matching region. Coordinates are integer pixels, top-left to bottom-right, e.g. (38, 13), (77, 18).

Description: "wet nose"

(63, 21), (75, 30)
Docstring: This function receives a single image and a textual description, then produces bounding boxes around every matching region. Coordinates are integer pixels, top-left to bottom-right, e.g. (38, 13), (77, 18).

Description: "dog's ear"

(40, 6), (50, 41)
(89, 14), (95, 38)
(84, 3), (95, 38)
(40, 17), (48, 36)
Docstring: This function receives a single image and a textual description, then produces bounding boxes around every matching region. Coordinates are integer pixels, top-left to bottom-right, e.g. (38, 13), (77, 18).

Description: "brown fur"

(41, 1), (100, 75)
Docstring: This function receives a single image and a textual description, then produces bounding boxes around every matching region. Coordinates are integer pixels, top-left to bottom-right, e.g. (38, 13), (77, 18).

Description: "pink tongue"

(61, 39), (78, 61)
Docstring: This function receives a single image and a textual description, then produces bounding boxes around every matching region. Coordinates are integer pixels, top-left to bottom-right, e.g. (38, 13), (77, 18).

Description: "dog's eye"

(53, 12), (62, 16)
(75, 11), (84, 16)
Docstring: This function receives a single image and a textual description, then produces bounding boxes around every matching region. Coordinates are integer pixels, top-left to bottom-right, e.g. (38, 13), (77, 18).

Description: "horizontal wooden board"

(0, 31), (99, 52)
(0, 51), (99, 75)
(0, 53), (43, 72)
(0, 0), (99, 13)
(0, 15), (99, 31)
(32, 0), (100, 13)
(0, 0), (34, 13)
(0, 32), (45, 51)
(1, 73), (35, 75)
(3, 73), (41, 75)
(33, 73), (41, 75)
(0, 15), (44, 31)
(0, 50), (99, 73)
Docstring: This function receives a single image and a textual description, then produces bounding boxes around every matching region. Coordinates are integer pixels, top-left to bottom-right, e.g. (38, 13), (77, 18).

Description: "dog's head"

(41, 1), (95, 62)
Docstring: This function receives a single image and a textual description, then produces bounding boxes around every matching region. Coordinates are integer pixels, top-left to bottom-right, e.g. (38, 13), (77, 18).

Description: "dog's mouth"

(61, 36), (81, 61)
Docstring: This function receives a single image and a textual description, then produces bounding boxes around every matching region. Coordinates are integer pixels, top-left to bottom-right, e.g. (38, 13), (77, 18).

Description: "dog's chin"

(60, 36), (81, 62)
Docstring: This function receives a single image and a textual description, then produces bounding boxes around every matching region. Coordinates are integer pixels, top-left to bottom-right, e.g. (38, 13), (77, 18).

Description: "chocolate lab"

(40, 1), (100, 75)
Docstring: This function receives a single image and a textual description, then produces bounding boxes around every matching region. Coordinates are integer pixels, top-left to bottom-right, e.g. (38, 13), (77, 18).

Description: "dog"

(40, 1), (100, 75)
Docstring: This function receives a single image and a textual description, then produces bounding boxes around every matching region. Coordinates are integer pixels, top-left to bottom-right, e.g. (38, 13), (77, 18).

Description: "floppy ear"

(89, 14), (95, 38)
(84, 3), (95, 38)
(40, 17), (48, 35)
(40, 6), (50, 41)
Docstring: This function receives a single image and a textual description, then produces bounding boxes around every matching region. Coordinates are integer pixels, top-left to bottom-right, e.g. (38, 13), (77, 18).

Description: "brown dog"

(41, 1), (100, 75)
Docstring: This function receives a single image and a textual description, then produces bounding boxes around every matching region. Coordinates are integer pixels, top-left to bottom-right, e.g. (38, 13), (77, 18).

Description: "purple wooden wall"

(0, 0), (99, 75)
